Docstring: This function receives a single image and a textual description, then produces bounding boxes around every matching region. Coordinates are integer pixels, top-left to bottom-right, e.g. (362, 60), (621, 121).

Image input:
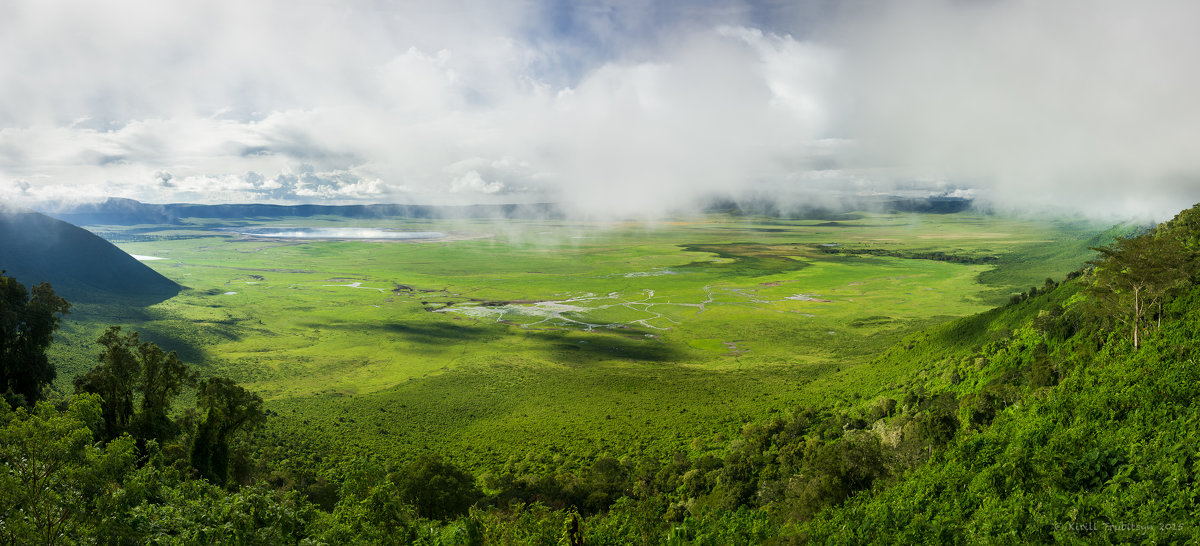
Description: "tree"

(74, 326), (196, 445)
(0, 394), (138, 545)
(191, 377), (265, 487)
(74, 328), (138, 441)
(1089, 235), (1194, 349)
(917, 392), (960, 447)
(389, 454), (480, 520)
(0, 273), (70, 407)
(1144, 236), (1197, 329)
(792, 431), (888, 519)
(132, 333), (195, 444)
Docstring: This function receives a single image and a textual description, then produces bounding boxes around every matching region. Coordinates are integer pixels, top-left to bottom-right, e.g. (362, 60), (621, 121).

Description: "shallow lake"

(237, 228), (446, 240)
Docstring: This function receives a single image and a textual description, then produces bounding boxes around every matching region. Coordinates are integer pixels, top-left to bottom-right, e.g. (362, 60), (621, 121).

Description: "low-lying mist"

(236, 228), (446, 240)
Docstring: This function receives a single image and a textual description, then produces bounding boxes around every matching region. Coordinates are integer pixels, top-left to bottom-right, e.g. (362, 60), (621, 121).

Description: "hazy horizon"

(3, 1), (1200, 221)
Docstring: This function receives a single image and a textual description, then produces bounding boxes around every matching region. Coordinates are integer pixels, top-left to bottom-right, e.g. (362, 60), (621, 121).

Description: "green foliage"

(962, 387), (1006, 429)
(662, 506), (776, 545)
(0, 273), (70, 406)
(798, 302), (1200, 541)
(192, 377), (265, 487)
(74, 326), (197, 445)
(389, 454), (481, 520)
(787, 430), (889, 520)
(463, 503), (563, 545)
(1087, 233), (1195, 348)
(318, 461), (419, 545)
(0, 394), (138, 545)
(126, 480), (317, 544)
(788, 208), (1200, 542)
(915, 392), (959, 447)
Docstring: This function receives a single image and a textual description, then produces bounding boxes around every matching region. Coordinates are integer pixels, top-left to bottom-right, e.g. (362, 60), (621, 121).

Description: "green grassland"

(48, 212), (1120, 471)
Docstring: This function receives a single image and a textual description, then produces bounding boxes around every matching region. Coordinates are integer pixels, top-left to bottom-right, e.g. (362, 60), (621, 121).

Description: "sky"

(2, 0), (1199, 219)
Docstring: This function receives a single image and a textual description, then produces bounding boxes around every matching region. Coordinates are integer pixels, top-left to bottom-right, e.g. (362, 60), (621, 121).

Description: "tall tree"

(191, 377), (264, 487)
(0, 273), (70, 407)
(1144, 233), (1197, 328)
(133, 336), (195, 444)
(74, 326), (196, 444)
(1088, 235), (1194, 349)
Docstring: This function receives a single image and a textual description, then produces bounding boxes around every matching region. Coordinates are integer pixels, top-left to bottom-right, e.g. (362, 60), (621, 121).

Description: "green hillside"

(794, 205), (1200, 543)
(0, 209), (180, 304)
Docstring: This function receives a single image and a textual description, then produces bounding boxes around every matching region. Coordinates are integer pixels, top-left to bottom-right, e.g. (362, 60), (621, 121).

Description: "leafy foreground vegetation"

(4, 206), (1200, 544)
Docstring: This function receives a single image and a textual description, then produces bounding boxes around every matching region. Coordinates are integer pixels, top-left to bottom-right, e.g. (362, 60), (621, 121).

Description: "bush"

(1029, 358), (1059, 387)
(867, 398), (897, 422)
(916, 393), (959, 447)
(964, 389), (1001, 428)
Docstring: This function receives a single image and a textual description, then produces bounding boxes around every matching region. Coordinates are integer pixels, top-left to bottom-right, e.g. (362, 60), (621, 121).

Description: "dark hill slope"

(0, 209), (180, 304)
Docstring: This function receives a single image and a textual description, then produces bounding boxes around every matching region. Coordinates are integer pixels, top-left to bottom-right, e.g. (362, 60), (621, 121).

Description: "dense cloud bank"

(2, 1), (1198, 220)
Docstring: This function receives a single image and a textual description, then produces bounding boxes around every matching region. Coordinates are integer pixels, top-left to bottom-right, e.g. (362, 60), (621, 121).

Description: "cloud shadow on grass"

(312, 320), (500, 347)
(526, 329), (683, 364)
(316, 318), (682, 363)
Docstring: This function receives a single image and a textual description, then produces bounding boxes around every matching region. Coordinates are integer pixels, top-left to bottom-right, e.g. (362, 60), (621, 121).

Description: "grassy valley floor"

(47, 211), (1121, 470)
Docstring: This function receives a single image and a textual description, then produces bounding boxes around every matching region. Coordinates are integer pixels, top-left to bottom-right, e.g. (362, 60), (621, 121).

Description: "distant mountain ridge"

(38, 198), (565, 226)
(35, 195), (973, 226)
(0, 208), (180, 304)
(700, 194), (974, 217)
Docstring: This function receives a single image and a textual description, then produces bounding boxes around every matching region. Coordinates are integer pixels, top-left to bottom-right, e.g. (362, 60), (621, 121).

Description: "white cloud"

(1, 2), (848, 216)
(835, 0), (1200, 218)
(450, 170), (505, 194)
(2, 1), (1199, 219)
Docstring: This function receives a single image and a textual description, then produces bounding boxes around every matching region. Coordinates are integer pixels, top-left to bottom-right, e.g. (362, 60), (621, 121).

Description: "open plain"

(49, 211), (1118, 470)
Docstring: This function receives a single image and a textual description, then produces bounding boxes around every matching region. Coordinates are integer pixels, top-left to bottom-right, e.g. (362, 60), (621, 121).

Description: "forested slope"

(796, 205), (1200, 543)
